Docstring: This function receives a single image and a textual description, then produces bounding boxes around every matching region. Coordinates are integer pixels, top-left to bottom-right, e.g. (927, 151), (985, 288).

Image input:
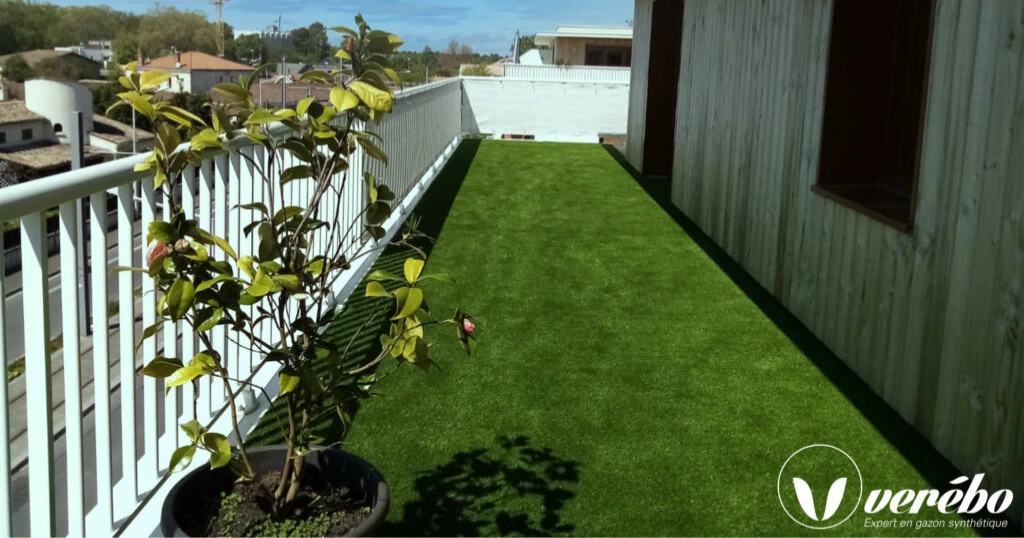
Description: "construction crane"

(212, 0), (229, 57)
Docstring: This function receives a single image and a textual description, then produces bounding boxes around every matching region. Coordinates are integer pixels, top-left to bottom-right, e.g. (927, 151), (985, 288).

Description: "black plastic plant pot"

(160, 445), (390, 537)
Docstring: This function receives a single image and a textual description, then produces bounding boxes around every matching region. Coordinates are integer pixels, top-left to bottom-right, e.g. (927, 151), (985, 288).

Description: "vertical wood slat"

(21, 211), (56, 537)
(117, 183), (138, 499)
(89, 192), (114, 530)
(0, 233), (10, 537)
(235, 150), (255, 377)
(228, 152), (245, 383)
(140, 179), (160, 487)
(58, 201), (85, 537)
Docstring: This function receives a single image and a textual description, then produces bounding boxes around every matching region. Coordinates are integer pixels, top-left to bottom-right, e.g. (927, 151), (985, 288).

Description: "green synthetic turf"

(251, 140), (1002, 536)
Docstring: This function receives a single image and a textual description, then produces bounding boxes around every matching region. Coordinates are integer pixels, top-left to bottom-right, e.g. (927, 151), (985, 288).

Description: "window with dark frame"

(584, 45), (632, 67)
(814, 0), (933, 231)
(20, 128), (32, 141)
(0, 132), (5, 144)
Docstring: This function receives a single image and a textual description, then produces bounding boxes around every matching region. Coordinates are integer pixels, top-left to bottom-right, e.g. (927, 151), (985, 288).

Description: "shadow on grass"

(382, 435), (580, 537)
(600, 145), (1016, 537)
(246, 139), (483, 448)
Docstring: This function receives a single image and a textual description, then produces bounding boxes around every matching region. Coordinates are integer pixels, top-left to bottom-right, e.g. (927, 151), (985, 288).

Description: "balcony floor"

(249, 141), (992, 536)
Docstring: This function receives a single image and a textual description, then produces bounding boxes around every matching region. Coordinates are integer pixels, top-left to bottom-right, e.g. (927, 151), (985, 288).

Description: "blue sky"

(51, 0), (635, 54)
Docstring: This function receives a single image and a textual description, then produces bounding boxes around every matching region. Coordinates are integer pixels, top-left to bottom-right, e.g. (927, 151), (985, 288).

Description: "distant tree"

(308, 22), (330, 59)
(111, 33), (139, 65)
(2, 54), (34, 83)
(519, 34), (538, 52)
(34, 56), (95, 81)
(137, 6), (218, 57)
(234, 33), (265, 65)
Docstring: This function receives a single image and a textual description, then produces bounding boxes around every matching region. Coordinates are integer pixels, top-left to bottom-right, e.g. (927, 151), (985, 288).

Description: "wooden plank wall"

(665, 0), (1024, 517)
(626, 0), (655, 170)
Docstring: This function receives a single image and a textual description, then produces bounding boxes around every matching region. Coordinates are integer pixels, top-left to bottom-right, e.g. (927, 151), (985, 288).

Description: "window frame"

(20, 127), (32, 141)
(812, 0), (936, 233)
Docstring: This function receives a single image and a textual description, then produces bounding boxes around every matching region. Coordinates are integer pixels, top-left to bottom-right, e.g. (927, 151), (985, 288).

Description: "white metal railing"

(502, 63), (631, 84)
(0, 77), (462, 537)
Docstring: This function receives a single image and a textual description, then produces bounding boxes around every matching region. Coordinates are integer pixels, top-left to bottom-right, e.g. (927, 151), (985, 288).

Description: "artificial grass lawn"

(251, 141), (995, 536)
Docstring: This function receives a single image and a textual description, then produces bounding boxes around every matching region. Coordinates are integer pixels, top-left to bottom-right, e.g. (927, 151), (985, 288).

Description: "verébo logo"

(778, 445), (1015, 531)
(777, 445), (863, 529)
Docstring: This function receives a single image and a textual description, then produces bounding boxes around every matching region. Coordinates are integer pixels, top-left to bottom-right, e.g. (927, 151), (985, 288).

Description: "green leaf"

(419, 273), (455, 284)
(305, 259), (326, 276)
(169, 445), (197, 473)
(166, 278), (195, 320)
(239, 202), (269, 215)
(273, 206), (305, 226)
(181, 420), (204, 441)
(365, 281), (390, 298)
(272, 274), (300, 292)
(366, 201), (391, 225)
(195, 307), (224, 332)
(402, 335), (428, 362)
(335, 49), (351, 60)
(190, 227), (237, 260)
(203, 433), (232, 469)
(166, 353), (216, 389)
(349, 81), (394, 113)
(281, 165), (314, 185)
(330, 86), (360, 112)
(191, 128), (225, 152)
(368, 269), (403, 282)
(196, 275), (236, 293)
(404, 258), (425, 284)
(357, 135), (389, 164)
(331, 25), (358, 37)
(296, 97), (316, 117)
(147, 221), (178, 245)
(212, 83), (250, 102)
(280, 369), (301, 395)
(245, 109), (281, 125)
(393, 287), (423, 320)
(247, 270), (275, 297)
(140, 357), (184, 378)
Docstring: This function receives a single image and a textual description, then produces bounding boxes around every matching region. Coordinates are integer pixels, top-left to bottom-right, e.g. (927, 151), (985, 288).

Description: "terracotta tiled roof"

(142, 51), (254, 72)
(0, 101), (44, 124)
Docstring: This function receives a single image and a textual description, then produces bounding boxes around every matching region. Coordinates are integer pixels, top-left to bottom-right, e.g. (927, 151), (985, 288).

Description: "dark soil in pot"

(161, 446), (389, 537)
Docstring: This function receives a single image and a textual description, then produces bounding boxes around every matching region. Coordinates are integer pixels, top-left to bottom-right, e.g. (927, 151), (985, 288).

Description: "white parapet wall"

(461, 77), (629, 143)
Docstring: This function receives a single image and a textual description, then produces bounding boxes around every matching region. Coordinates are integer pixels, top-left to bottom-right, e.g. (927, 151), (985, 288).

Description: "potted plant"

(112, 15), (478, 537)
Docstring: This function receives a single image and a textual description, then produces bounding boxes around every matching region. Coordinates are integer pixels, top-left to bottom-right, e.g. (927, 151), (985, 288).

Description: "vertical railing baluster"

(89, 191), (114, 530)
(228, 152), (244, 383)
(235, 150), (254, 379)
(0, 233), (10, 537)
(59, 200), (85, 536)
(163, 183), (179, 456)
(181, 166), (197, 420)
(213, 153), (230, 409)
(117, 183), (138, 499)
(140, 178), (160, 486)
(21, 211), (55, 536)
(198, 160), (216, 421)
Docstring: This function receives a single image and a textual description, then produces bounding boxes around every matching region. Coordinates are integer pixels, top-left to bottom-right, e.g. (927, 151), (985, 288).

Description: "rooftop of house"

(142, 51), (255, 72)
(92, 115), (155, 144)
(0, 101), (44, 125)
(0, 141), (103, 170)
(0, 49), (102, 67)
(535, 25), (634, 47)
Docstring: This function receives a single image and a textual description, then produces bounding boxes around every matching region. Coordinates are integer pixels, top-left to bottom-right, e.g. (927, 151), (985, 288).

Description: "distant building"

(55, 40), (114, 68)
(139, 51), (255, 95)
(0, 80), (153, 187)
(534, 25), (633, 66)
(0, 50), (103, 81)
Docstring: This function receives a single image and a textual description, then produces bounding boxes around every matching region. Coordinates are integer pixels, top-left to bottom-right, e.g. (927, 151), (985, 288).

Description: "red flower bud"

(462, 317), (475, 334)
(147, 241), (171, 267)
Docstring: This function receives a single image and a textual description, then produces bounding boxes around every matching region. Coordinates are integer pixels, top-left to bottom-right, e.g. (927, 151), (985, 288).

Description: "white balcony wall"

(461, 78), (629, 143)
(503, 64), (631, 84)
